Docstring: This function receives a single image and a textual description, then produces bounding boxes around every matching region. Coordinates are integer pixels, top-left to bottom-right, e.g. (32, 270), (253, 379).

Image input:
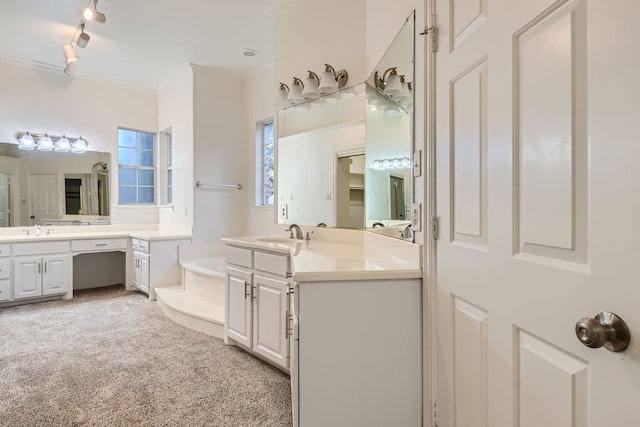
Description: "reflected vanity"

(276, 12), (415, 240)
(0, 142), (110, 227)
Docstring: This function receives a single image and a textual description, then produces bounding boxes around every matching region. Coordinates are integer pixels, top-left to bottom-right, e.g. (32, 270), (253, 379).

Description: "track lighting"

(63, 44), (77, 63)
(16, 132), (88, 154)
(84, 0), (107, 23)
(76, 23), (90, 48)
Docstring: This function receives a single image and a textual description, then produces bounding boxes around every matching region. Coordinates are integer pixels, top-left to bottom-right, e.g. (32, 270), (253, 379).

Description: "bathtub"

(180, 256), (225, 307)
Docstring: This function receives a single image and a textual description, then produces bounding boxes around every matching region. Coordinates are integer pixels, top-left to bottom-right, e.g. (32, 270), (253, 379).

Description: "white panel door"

(42, 254), (70, 295)
(434, 0), (640, 426)
(30, 174), (60, 224)
(253, 274), (289, 369)
(0, 173), (10, 227)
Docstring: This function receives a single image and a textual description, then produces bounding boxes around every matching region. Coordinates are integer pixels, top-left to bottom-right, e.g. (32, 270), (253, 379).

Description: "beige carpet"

(0, 286), (292, 426)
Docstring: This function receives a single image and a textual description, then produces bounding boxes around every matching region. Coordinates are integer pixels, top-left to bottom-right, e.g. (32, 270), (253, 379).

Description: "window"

(159, 129), (173, 204)
(118, 128), (155, 204)
(256, 118), (274, 206)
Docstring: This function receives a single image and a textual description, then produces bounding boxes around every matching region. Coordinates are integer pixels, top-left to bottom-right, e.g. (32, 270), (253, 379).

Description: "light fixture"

(375, 67), (403, 97)
(84, 0), (106, 23)
(16, 132), (88, 154)
(37, 134), (54, 151)
(242, 49), (258, 57)
(318, 64), (349, 94)
(18, 132), (35, 150)
(55, 135), (71, 152)
(76, 23), (90, 48)
(301, 71), (320, 99)
(370, 156), (412, 170)
(63, 61), (77, 76)
(71, 137), (88, 153)
(287, 77), (305, 104)
(276, 82), (289, 108)
(63, 44), (77, 63)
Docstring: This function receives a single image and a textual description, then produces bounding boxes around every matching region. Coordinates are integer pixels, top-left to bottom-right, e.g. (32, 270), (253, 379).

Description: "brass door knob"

(575, 312), (630, 352)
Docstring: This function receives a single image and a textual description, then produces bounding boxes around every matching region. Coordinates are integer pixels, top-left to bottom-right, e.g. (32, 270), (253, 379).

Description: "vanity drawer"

(225, 245), (252, 268)
(72, 238), (128, 252)
(0, 279), (9, 301)
(131, 238), (150, 253)
(254, 251), (290, 277)
(13, 241), (70, 256)
(0, 244), (10, 257)
(0, 259), (10, 280)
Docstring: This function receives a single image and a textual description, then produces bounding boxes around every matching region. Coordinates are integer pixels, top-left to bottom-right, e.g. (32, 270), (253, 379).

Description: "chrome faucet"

(286, 224), (304, 240)
(401, 223), (413, 239)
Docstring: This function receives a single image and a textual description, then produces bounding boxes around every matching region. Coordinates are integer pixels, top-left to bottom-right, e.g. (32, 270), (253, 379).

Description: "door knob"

(575, 312), (630, 352)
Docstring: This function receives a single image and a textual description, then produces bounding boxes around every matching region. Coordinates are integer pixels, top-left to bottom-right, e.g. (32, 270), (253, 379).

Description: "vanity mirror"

(0, 142), (110, 227)
(276, 11), (415, 239)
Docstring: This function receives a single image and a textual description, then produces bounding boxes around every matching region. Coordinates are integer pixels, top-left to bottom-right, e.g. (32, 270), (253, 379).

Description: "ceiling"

(0, 0), (283, 89)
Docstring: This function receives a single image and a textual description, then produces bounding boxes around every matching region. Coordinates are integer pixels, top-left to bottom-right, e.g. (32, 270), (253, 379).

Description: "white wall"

(243, 63), (283, 237)
(157, 64), (194, 230)
(191, 65), (249, 242)
(0, 60), (159, 225)
(274, 0), (367, 91)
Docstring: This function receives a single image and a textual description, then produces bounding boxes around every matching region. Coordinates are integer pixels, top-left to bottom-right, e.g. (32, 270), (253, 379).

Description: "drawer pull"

(244, 281), (251, 299)
(95, 243), (108, 247)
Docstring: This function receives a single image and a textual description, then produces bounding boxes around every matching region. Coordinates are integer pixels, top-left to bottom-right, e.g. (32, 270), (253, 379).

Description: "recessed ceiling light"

(242, 49), (258, 57)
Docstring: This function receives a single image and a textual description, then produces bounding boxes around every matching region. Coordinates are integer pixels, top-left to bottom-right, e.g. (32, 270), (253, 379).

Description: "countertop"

(222, 231), (422, 282)
(0, 227), (192, 243)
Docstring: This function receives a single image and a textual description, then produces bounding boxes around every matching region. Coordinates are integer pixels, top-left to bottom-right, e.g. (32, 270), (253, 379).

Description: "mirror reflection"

(0, 143), (110, 227)
(276, 11), (414, 239)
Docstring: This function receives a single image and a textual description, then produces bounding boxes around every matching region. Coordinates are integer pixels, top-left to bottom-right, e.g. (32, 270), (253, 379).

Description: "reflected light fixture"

(71, 137), (88, 153)
(371, 156), (412, 170)
(84, 0), (107, 23)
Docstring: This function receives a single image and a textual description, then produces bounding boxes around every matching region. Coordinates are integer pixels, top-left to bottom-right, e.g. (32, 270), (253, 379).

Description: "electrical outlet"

(325, 193), (332, 201)
(280, 204), (288, 220)
(411, 203), (421, 231)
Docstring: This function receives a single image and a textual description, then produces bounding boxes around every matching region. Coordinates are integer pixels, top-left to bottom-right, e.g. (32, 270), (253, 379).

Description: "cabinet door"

(42, 254), (70, 296)
(225, 266), (252, 347)
(253, 274), (290, 369)
(139, 253), (150, 293)
(13, 256), (42, 299)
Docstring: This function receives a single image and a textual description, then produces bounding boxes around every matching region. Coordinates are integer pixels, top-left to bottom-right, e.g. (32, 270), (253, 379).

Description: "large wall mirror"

(0, 143), (110, 227)
(276, 11), (415, 239)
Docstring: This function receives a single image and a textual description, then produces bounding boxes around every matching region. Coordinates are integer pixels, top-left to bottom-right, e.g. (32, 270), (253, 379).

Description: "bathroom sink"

(256, 237), (301, 245)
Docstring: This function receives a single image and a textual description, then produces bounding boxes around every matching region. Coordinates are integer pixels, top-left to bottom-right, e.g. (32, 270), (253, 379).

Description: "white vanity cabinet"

(224, 245), (291, 370)
(13, 241), (71, 300)
(291, 278), (422, 427)
(0, 244), (11, 302)
(130, 237), (191, 300)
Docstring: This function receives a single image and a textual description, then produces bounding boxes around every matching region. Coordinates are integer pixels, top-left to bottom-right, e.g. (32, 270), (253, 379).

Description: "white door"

(42, 254), (70, 295)
(253, 274), (289, 368)
(434, 1), (640, 426)
(0, 173), (10, 227)
(30, 174), (60, 224)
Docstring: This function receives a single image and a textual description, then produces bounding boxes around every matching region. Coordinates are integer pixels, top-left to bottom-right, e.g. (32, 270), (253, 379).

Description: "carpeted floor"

(0, 286), (292, 426)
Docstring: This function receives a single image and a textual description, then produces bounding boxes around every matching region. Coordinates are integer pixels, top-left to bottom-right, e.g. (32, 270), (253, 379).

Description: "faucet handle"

(21, 229), (30, 236)
(305, 231), (314, 240)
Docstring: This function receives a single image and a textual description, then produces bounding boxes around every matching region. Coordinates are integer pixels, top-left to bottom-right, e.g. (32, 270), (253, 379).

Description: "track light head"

(63, 44), (77, 62)
(76, 23), (90, 48)
(84, 0), (106, 23)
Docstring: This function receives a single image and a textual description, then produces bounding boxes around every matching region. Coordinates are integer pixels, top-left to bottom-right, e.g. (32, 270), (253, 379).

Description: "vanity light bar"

(16, 132), (88, 153)
(371, 157), (412, 170)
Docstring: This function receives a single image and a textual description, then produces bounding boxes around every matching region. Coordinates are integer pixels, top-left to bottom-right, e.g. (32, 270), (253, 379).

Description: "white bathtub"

(180, 256), (225, 306)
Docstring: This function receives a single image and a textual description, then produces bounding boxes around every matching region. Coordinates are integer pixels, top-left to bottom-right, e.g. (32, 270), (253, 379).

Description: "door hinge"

(431, 216), (439, 241)
(420, 25), (438, 53)
(432, 400), (438, 426)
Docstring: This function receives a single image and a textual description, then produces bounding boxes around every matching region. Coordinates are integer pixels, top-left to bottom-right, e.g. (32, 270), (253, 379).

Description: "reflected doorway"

(389, 175), (405, 220)
(336, 153), (365, 228)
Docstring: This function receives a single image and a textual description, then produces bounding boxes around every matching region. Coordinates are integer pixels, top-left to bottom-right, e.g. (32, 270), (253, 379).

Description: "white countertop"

(222, 230), (422, 282)
(0, 226), (192, 243)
